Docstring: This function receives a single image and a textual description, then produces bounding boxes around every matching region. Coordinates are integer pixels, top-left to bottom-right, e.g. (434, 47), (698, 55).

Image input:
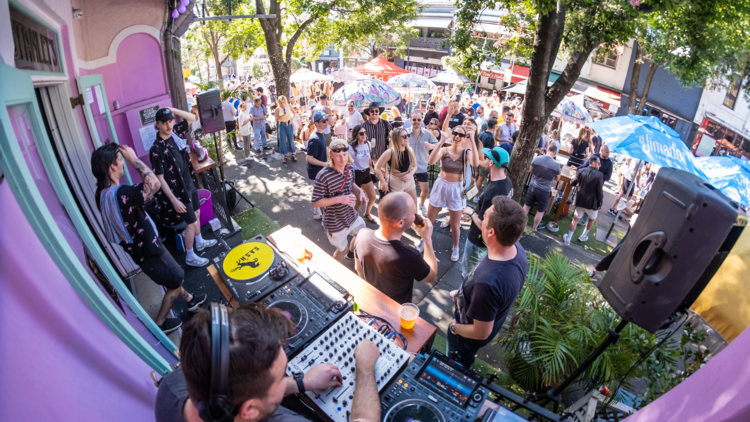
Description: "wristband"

(293, 372), (305, 394)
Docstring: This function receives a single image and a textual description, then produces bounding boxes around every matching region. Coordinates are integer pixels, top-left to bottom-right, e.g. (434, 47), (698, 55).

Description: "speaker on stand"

(533, 168), (746, 411)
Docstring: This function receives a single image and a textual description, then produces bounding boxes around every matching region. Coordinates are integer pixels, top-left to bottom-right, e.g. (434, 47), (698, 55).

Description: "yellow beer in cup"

(398, 303), (420, 330)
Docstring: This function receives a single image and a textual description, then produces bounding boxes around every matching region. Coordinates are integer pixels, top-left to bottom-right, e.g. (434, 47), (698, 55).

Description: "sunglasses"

(367, 110), (379, 115)
(452, 132), (468, 138)
(330, 148), (348, 153)
(400, 134), (409, 139)
(411, 118), (422, 122)
(357, 131), (367, 136)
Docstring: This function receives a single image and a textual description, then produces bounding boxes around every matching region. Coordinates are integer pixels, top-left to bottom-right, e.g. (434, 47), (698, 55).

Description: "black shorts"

(140, 248), (184, 290)
(525, 185), (551, 212)
(183, 190), (200, 225)
(415, 172), (428, 183)
(354, 169), (373, 187)
(621, 179), (633, 195)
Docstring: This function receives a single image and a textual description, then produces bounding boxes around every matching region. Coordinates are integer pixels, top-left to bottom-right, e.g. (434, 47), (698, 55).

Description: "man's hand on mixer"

(354, 339), (380, 369)
(304, 363), (343, 391)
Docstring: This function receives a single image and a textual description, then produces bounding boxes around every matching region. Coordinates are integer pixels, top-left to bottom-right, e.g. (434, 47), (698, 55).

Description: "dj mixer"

(286, 312), (411, 422)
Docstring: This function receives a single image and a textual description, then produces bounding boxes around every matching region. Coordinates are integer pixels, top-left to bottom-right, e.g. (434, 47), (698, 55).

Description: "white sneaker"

(195, 238), (218, 252)
(578, 234), (589, 242)
(186, 255), (209, 267)
(420, 205), (428, 216)
(313, 212), (322, 220)
(416, 240), (424, 253)
(563, 233), (571, 245)
(451, 247), (460, 262)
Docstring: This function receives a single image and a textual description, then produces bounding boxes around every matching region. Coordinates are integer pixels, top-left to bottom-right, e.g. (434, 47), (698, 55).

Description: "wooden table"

(207, 225), (437, 354)
(190, 149), (216, 174)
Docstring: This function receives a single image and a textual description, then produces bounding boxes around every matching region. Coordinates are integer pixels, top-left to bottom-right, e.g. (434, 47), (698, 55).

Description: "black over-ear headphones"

(197, 303), (237, 422)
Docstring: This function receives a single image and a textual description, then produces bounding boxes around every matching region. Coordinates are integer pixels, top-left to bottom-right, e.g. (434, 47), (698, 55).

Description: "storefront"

(692, 115), (750, 159)
(0, 1), (190, 416)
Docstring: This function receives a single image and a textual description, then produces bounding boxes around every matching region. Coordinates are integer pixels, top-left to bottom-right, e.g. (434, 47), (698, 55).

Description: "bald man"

(352, 192), (438, 304)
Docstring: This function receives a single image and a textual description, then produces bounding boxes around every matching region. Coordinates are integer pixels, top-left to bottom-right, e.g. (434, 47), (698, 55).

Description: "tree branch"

(636, 61), (659, 114)
(544, 43), (597, 112)
(285, 16), (317, 63)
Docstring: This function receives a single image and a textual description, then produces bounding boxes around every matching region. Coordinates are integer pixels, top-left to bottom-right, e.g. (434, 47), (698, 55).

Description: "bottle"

(413, 213), (425, 228)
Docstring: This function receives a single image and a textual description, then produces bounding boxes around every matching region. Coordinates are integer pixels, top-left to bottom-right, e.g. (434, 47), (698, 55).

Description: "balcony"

(409, 37), (449, 51)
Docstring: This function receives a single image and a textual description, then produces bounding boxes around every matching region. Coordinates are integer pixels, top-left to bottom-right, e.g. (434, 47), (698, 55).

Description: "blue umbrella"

(587, 115), (705, 179)
(695, 156), (750, 207)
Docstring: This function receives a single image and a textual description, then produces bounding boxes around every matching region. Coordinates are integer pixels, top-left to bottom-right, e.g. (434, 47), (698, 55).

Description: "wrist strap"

(295, 375), (305, 394)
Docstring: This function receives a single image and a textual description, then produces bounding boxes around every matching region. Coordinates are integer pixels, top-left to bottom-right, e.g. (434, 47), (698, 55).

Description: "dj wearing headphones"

(155, 303), (382, 422)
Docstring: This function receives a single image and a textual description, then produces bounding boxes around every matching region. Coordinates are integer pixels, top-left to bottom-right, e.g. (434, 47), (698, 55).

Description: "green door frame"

(0, 64), (174, 374)
(78, 74), (133, 184)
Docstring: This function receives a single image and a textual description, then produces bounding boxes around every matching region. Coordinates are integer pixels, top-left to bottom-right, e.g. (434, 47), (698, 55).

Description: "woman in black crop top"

(567, 128), (591, 167)
(374, 127), (418, 207)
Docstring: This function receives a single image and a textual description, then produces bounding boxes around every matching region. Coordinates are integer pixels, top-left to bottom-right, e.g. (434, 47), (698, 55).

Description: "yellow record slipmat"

(213, 234), (301, 305)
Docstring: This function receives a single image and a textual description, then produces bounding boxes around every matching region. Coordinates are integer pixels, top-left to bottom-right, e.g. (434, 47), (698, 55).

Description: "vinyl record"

(222, 242), (275, 283)
(383, 399), (445, 422)
(268, 299), (308, 340)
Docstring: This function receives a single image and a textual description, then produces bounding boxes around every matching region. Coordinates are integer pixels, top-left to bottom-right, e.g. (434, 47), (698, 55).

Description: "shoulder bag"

(461, 149), (478, 201)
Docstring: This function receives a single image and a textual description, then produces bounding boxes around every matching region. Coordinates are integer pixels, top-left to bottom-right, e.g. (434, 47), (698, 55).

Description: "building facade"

(691, 79), (750, 159)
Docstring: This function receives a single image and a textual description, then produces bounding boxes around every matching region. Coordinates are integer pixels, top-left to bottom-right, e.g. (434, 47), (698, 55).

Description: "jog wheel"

(383, 399), (445, 422)
(268, 299), (308, 341)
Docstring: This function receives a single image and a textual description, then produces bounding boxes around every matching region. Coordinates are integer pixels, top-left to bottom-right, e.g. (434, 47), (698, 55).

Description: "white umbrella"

(187, 75), (200, 83)
(386, 73), (437, 93)
(185, 82), (198, 89)
(430, 67), (473, 85)
(329, 67), (368, 82)
(290, 68), (332, 82)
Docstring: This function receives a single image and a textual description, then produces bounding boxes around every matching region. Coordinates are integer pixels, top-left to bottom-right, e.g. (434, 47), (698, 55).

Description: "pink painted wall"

(624, 325), (750, 421)
(77, 32), (171, 183)
(0, 182), (158, 421)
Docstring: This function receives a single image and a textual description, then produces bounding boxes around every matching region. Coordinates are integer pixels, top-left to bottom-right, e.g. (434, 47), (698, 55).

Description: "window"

(723, 76), (740, 109)
(593, 47), (617, 68)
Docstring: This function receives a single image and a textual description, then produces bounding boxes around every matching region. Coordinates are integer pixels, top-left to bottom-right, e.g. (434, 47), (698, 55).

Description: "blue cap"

(482, 147), (510, 168)
(312, 109), (330, 122)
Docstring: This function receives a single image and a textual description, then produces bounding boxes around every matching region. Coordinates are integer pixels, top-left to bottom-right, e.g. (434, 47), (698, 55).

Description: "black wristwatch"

(293, 372), (305, 394)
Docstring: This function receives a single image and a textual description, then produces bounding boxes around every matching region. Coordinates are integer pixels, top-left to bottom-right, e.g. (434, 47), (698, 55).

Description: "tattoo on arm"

(131, 158), (161, 201)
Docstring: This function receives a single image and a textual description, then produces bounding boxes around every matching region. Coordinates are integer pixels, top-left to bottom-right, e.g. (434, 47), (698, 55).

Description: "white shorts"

(326, 216), (366, 251)
(429, 176), (464, 212)
(574, 207), (598, 220)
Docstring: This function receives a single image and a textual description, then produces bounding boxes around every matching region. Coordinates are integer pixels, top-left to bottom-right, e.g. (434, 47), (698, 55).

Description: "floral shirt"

(149, 130), (197, 227)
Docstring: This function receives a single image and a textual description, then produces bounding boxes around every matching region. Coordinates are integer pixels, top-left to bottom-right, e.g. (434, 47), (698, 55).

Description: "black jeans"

(446, 310), (488, 367)
(225, 120), (238, 148)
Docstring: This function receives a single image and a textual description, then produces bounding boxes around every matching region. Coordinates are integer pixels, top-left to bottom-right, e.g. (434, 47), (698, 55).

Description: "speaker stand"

(211, 132), (255, 211)
(533, 319), (629, 412)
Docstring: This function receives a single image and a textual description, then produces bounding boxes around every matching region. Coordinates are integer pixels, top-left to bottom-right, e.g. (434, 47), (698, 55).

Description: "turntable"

(261, 271), (352, 357)
(212, 234), (300, 305)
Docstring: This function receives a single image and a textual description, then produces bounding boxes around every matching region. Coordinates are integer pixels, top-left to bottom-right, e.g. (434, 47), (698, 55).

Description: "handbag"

(461, 149), (478, 201)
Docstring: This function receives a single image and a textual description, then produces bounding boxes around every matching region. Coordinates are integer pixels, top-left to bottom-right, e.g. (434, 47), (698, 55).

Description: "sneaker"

(175, 233), (185, 253)
(256, 149), (263, 154)
(608, 209), (617, 217)
(187, 293), (207, 312)
(159, 318), (182, 334)
(416, 239), (424, 253)
(344, 250), (355, 261)
(588, 269), (596, 277)
(313, 212), (323, 220)
(195, 238), (218, 252)
(578, 234), (589, 242)
(186, 255), (209, 267)
(420, 205), (428, 216)
(563, 233), (571, 245)
(451, 247), (460, 262)
(263, 146), (273, 151)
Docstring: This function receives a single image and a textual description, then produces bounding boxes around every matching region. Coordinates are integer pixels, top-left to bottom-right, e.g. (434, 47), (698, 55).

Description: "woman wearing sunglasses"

(349, 125), (378, 222)
(427, 126), (480, 262)
(374, 128), (419, 209)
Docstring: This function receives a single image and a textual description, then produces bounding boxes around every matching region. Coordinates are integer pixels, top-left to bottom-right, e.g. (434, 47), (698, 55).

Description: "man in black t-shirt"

(460, 147), (513, 277)
(353, 192), (438, 304)
(449, 196), (528, 367)
(92, 144), (206, 333)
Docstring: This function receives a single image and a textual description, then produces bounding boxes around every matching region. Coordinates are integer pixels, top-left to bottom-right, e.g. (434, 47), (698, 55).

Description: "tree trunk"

(636, 62), (659, 115)
(628, 41), (643, 114)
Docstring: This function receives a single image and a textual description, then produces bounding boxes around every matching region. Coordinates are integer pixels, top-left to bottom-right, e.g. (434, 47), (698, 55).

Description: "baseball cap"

(329, 138), (349, 152)
(312, 109), (330, 122)
(155, 108), (174, 123)
(482, 147), (510, 168)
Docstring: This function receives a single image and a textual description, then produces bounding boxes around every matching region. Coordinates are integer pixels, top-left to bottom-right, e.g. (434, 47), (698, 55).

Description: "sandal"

(283, 156), (288, 164)
(364, 214), (376, 223)
(291, 154), (297, 162)
(440, 222), (449, 229)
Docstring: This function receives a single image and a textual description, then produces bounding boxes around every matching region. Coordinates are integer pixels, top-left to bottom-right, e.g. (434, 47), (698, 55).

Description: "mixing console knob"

(329, 353), (333, 358)
(338, 356), (342, 361)
(472, 392), (483, 402)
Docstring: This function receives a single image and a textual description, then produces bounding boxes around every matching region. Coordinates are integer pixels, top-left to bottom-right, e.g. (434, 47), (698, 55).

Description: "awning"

(570, 81), (621, 107)
(405, 57), (444, 66)
(408, 17), (452, 29)
(475, 22), (503, 34)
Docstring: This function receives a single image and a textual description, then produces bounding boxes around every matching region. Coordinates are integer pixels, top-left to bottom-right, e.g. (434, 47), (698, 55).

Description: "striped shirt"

(363, 119), (392, 162)
(312, 165), (357, 234)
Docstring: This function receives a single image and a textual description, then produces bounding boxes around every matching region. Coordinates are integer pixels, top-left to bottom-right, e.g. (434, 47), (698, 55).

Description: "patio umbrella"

(429, 67), (473, 85)
(329, 67), (368, 82)
(331, 79), (402, 111)
(386, 73), (437, 93)
(290, 68), (332, 82)
(695, 156), (750, 207)
(552, 95), (594, 124)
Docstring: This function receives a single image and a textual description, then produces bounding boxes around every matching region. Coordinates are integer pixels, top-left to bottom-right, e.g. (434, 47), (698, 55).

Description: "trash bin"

(198, 189), (213, 226)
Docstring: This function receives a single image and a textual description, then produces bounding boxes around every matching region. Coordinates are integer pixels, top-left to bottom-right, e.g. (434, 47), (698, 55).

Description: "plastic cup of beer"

(398, 303), (420, 330)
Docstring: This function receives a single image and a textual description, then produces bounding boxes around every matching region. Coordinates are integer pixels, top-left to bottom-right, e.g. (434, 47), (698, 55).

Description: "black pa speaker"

(196, 89), (226, 134)
(596, 168), (746, 333)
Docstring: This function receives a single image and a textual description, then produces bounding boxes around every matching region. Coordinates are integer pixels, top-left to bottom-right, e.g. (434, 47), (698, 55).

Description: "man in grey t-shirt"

(249, 97), (269, 152)
(408, 110), (438, 216)
(523, 144), (561, 231)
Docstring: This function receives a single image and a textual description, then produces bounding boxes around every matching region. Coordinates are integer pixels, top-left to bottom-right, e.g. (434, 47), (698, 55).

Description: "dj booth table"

(208, 225), (437, 354)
